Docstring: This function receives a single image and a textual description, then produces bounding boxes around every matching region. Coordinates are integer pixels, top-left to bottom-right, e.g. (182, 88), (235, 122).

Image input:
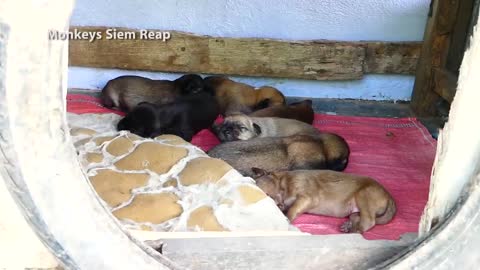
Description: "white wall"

(68, 0), (430, 101)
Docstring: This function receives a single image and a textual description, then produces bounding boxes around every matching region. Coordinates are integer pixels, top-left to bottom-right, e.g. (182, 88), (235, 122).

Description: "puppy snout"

(222, 128), (239, 141)
(218, 129), (232, 142)
(223, 129), (232, 137)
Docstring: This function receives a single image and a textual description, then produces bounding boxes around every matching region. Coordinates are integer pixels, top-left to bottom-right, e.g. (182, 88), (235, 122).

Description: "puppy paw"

(340, 221), (353, 233)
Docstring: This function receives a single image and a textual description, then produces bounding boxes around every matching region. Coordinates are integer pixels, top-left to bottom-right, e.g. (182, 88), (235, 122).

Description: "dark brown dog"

(101, 74), (207, 112)
(253, 169), (396, 233)
(249, 100), (314, 124)
(204, 76), (286, 115)
(207, 134), (349, 177)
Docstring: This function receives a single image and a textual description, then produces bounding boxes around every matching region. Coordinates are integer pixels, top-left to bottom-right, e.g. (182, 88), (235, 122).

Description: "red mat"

(67, 94), (436, 240)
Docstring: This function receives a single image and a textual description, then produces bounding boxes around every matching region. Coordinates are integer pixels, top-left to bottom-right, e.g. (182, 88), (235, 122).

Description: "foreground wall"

(68, 0), (430, 101)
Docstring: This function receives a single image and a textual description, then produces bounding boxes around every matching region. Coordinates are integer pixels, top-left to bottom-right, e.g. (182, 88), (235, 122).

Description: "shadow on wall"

(68, 67), (416, 101)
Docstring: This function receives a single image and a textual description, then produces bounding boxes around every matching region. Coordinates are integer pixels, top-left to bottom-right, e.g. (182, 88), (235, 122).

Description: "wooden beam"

(446, 0), (476, 73)
(68, 27), (421, 81)
(419, 17), (480, 236)
(363, 42), (422, 75)
(433, 68), (457, 103)
(411, 0), (462, 116)
(467, 0), (480, 47)
(69, 27), (365, 81)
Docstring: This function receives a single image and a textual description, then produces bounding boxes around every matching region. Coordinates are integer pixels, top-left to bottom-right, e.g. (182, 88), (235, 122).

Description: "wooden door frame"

(411, 0), (478, 116)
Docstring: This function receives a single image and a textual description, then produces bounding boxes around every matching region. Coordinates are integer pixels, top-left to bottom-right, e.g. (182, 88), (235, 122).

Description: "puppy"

(117, 92), (219, 141)
(204, 76), (286, 115)
(102, 74), (207, 112)
(212, 114), (319, 142)
(253, 169), (396, 233)
(249, 100), (314, 124)
(207, 134), (350, 177)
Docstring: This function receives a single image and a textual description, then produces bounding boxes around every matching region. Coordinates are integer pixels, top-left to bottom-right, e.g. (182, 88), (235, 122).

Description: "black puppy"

(102, 74), (209, 112)
(117, 92), (219, 141)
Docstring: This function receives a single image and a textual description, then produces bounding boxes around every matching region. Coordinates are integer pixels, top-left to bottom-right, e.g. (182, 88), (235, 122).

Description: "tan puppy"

(212, 114), (319, 142)
(253, 169), (396, 233)
(250, 100), (315, 124)
(207, 134), (350, 177)
(101, 74), (207, 112)
(204, 76), (286, 115)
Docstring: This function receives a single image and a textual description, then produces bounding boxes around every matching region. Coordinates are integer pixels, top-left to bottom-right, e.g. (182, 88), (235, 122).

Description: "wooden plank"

(433, 68), (457, 103)
(446, 0), (476, 74)
(436, 0), (462, 34)
(67, 27), (421, 80)
(68, 27), (365, 81)
(363, 42), (422, 75)
(466, 0), (480, 48)
(411, 0), (462, 116)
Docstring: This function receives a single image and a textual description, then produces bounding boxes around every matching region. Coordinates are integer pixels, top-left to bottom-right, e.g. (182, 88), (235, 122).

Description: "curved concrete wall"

(69, 0), (430, 101)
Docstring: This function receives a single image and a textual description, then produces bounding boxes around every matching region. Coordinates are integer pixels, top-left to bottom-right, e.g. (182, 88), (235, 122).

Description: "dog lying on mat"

(101, 74), (208, 112)
(253, 169), (396, 233)
(117, 92), (219, 141)
(212, 114), (321, 142)
(208, 134), (349, 177)
(249, 100), (314, 124)
(204, 76), (286, 115)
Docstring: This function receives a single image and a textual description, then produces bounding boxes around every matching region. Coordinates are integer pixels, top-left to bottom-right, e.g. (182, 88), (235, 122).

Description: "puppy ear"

(137, 101), (150, 106)
(253, 123), (262, 135)
(274, 194), (284, 207)
(303, 99), (313, 106)
(254, 98), (271, 110)
(137, 102), (157, 109)
(251, 167), (268, 178)
(278, 177), (289, 197)
(211, 123), (220, 134)
(117, 119), (126, 131)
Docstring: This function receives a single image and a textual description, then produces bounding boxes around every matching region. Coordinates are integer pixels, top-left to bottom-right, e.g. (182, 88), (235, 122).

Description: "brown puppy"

(212, 114), (319, 142)
(253, 169), (396, 233)
(204, 76), (286, 115)
(101, 74), (207, 112)
(207, 134), (349, 177)
(250, 100), (315, 124)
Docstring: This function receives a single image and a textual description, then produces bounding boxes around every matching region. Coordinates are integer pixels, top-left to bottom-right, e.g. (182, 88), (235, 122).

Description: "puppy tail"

(325, 134), (350, 171)
(375, 198), (397, 225)
(290, 99), (313, 106)
(291, 159), (327, 171)
(327, 156), (349, 171)
(254, 98), (272, 110)
(101, 82), (115, 108)
(303, 99), (313, 106)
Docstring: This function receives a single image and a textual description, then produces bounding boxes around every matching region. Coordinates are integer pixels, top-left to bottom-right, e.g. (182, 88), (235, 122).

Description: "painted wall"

(68, 0), (430, 101)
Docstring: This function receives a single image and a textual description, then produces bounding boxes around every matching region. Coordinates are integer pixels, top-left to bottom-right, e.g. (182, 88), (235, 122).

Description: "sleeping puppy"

(102, 74), (207, 112)
(204, 76), (286, 115)
(249, 100), (314, 124)
(207, 134), (350, 177)
(117, 92), (219, 141)
(212, 114), (319, 142)
(253, 169), (396, 233)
